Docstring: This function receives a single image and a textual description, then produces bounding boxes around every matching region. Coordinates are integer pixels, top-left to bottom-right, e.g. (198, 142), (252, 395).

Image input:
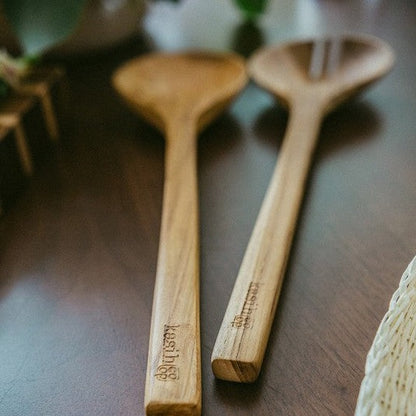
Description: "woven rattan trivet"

(355, 256), (416, 415)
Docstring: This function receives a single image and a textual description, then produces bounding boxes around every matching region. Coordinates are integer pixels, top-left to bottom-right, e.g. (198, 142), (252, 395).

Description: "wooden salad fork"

(212, 35), (394, 383)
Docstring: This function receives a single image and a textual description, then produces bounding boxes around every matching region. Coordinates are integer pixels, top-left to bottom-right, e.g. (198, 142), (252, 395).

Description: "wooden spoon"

(113, 52), (246, 415)
(211, 34), (394, 383)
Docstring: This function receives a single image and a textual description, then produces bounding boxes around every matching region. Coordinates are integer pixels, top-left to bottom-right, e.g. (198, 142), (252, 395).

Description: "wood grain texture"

(0, 2), (416, 415)
(113, 52), (246, 414)
(144, 124), (201, 416)
(212, 98), (322, 382)
(212, 35), (394, 383)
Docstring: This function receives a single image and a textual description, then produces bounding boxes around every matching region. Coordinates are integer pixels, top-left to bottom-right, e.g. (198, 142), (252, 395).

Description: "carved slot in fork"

(309, 37), (343, 80)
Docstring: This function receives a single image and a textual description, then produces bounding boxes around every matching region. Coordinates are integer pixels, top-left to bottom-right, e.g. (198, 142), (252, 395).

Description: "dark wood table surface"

(1, 1), (416, 415)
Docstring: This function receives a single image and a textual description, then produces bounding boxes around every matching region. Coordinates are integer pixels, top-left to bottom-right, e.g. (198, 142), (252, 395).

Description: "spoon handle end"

(211, 357), (260, 383)
(146, 400), (201, 416)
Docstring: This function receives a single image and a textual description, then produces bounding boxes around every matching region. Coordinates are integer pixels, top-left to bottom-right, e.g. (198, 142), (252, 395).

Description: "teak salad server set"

(113, 34), (394, 415)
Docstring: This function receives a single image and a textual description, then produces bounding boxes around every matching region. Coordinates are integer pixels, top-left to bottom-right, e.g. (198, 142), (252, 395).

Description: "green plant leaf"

(2, 0), (87, 55)
(233, 0), (268, 20)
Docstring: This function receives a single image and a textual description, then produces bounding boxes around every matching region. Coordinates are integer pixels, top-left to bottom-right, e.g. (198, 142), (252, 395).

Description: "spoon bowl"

(113, 51), (246, 415)
(249, 34), (394, 112)
(113, 52), (247, 135)
(212, 35), (394, 383)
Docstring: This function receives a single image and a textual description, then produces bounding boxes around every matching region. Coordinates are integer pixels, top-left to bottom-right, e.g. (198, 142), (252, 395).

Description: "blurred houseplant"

(234, 0), (267, 20)
(0, 0), (145, 96)
(0, 0), (267, 97)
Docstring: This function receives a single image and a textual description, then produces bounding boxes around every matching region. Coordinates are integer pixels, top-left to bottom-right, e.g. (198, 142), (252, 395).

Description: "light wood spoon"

(113, 52), (246, 415)
(211, 34), (394, 383)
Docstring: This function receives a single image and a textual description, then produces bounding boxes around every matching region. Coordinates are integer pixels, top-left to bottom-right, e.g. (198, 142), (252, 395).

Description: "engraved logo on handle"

(231, 282), (260, 329)
(155, 324), (180, 381)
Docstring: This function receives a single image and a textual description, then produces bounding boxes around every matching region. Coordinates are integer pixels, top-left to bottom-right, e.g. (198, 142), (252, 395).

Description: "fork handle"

(145, 121), (201, 415)
(211, 99), (324, 382)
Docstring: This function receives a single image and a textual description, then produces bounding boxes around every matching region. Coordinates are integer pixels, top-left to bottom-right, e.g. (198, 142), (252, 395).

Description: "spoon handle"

(212, 100), (323, 382)
(145, 123), (201, 415)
